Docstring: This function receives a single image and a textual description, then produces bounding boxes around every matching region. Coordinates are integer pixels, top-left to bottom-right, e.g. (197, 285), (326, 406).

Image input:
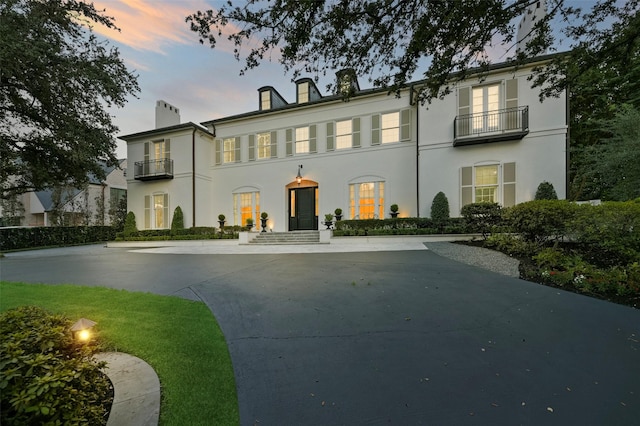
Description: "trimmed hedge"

(333, 217), (466, 235)
(115, 226), (241, 241)
(0, 226), (116, 251)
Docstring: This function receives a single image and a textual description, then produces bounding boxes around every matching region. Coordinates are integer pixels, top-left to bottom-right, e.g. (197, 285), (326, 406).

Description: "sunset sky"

(90, 0), (595, 158)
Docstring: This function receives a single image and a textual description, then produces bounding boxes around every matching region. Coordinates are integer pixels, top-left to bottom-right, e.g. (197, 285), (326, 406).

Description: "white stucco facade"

(122, 57), (567, 232)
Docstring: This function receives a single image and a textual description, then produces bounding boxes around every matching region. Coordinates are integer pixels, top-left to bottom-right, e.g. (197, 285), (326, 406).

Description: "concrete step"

(249, 231), (320, 244)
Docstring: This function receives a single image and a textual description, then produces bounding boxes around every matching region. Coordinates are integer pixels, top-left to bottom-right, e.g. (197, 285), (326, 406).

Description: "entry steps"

(248, 230), (321, 245)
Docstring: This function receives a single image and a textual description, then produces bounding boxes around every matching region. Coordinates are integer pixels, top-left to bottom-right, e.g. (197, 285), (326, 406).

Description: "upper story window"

(257, 132), (272, 159)
(371, 110), (410, 145)
(472, 84), (501, 132)
(286, 125), (316, 156)
(298, 82), (309, 103)
(223, 137), (237, 163)
(336, 119), (352, 149)
(295, 127), (310, 154)
(260, 90), (271, 110)
(215, 137), (240, 165)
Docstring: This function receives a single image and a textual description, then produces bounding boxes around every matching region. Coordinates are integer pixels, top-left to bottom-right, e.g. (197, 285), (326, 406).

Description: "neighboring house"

(17, 159), (127, 227)
(121, 55), (567, 232)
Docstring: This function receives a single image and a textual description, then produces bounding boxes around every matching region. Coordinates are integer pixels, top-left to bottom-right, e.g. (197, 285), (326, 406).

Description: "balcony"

(134, 159), (174, 181)
(454, 106), (529, 147)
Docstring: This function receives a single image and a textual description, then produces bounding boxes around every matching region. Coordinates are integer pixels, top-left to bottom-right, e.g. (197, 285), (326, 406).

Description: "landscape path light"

(71, 318), (97, 342)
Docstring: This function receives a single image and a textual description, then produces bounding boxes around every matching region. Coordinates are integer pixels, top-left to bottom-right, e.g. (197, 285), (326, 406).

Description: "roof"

(119, 122), (214, 141)
(202, 53), (566, 126)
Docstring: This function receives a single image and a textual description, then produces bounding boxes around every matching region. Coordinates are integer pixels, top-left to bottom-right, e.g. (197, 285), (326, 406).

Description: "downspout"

(192, 128), (196, 227)
(412, 85), (420, 217)
(565, 84), (570, 200)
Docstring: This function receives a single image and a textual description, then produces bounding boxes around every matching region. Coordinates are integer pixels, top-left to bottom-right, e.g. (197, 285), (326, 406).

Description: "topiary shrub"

(460, 202), (502, 240)
(171, 206), (184, 233)
(535, 181), (558, 200)
(123, 211), (137, 237)
(430, 192), (450, 230)
(0, 306), (111, 425)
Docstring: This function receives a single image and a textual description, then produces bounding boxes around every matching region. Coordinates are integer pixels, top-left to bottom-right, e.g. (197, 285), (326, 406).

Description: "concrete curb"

(95, 352), (160, 426)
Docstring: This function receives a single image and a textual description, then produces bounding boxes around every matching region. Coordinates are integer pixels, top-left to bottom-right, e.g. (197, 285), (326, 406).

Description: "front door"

(289, 187), (317, 230)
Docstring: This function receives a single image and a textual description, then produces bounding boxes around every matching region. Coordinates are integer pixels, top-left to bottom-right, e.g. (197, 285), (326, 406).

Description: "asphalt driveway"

(1, 244), (639, 425)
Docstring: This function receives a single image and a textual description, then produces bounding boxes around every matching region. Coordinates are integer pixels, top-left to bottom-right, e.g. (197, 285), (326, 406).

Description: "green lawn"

(0, 281), (239, 426)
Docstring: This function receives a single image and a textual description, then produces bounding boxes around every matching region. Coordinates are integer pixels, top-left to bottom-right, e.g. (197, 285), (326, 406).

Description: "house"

(121, 56), (567, 233)
(15, 160), (128, 227)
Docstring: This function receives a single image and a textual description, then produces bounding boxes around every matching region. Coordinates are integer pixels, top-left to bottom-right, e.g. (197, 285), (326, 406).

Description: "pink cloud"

(91, 0), (209, 53)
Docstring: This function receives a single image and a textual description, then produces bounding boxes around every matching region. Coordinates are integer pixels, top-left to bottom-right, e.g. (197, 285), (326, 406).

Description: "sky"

(90, 0), (597, 158)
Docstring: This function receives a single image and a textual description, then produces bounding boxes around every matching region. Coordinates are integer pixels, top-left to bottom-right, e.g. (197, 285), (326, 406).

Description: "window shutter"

(326, 122), (334, 151)
(352, 117), (361, 148)
(164, 139), (170, 159)
(144, 141), (150, 161)
(503, 162), (516, 207)
(270, 131), (278, 158)
(371, 114), (380, 145)
(234, 137), (241, 163)
(505, 79), (519, 130)
(144, 195), (150, 229)
(215, 139), (222, 165)
(286, 129), (293, 156)
(506, 79), (518, 109)
(400, 109), (410, 141)
(461, 166), (473, 208)
(458, 87), (471, 137)
(248, 134), (255, 161)
(163, 193), (169, 228)
(309, 125), (317, 153)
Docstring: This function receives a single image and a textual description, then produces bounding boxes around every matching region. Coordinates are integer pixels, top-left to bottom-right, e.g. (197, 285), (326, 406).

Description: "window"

(260, 91), (270, 110)
(144, 193), (168, 229)
(372, 110), (410, 145)
(295, 127), (309, 154)
(298, 82), (309, 103)
(257, 132), (272, 159)
(474, 165), (499, 202)
(233, 191), (260, 226)
(472, 84), (500, 132)
(153, 140), (168, 159)
(109, 188), (126, 209)
(349, 181), (385, 219)
(223, 137), (237, 163)
(336, 120), (352, 149)
(460, 163), (516, 208)
(381, 112), (400, 143)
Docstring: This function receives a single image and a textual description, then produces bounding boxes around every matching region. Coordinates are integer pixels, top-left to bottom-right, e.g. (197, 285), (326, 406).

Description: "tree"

(0, 0), (139, 199)
(187, 1), (638, 104)
(573, 105), (640, 201)
(171, 206), (184, 232)
(430, 192), (450, 222)
(123, 211), (137, 237)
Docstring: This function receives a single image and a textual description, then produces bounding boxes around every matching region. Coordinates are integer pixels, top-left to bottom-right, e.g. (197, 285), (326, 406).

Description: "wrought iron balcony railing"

(134, 159), (174, 181)
(454, 106), (529, 147)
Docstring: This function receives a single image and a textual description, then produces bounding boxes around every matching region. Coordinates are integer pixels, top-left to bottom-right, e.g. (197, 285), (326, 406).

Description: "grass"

(0, 281), (239, 426)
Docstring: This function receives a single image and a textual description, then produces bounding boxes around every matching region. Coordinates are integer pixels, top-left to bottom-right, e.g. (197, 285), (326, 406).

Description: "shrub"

(218, 214), (225, 221)
(534, 181), (558, 200)
(0, 226), (116, 251)
(123, 211), (137, 237)
(171, 206), (184, 232)
(460, 202), (502, 239)
(0, 306), (111, 425)
(430, 192), (450, 222)
(390, 204), (399, 213)
(260, 212), (268, 220)
(505, 200), (578, 244)
(569, 201), (640, 267)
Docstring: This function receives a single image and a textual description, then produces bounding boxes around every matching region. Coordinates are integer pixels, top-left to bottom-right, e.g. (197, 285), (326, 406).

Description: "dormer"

(295, 78), (322, 104)
(258, 86), (288, 111)
(336, 69), (360, 97)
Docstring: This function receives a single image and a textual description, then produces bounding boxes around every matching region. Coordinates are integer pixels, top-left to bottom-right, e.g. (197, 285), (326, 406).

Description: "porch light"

(71, 318), (97, 342)
(296, 165), (303, 185)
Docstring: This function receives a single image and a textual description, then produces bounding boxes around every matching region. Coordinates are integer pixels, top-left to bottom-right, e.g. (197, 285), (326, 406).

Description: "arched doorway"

(286, 180), (318, 231)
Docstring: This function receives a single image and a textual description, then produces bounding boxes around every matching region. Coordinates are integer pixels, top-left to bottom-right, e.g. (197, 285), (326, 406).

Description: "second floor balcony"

(454, 106), (529, 147)
(134, 159), (174, 181)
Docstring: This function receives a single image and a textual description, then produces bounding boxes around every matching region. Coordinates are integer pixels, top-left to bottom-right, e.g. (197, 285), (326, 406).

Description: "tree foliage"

(0, 0), (139, 198)
(187, 1), (638, 104)
(430, 191), (450, 222)
(535, 181), (558, 200)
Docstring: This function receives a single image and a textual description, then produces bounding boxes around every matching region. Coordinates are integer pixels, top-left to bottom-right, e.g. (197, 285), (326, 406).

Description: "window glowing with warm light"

(475, 165), (498, 202)
(234, 192), (260, 226)
(349, 181), (385, 219)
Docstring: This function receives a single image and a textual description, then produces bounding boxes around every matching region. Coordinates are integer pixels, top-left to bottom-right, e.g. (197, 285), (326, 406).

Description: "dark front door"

(289, 187), (317, 230)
